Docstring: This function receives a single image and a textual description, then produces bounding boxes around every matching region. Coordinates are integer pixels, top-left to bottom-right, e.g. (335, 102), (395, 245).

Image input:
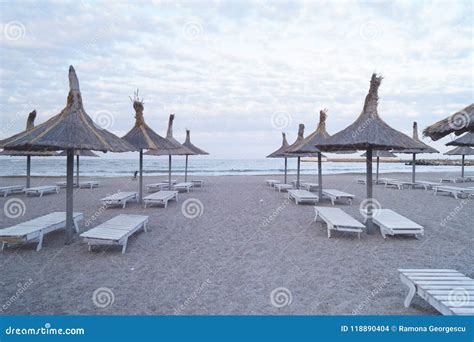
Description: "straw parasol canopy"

(317, 73), (425, 234)
(4, 65), (135, 243)
(145, 114), (193, 186)
(444, 146), (474, 179)
(397, 122), (439, 183)
(287, 109), (330, 198)
(0, 110), (57, 187)
(266, 132), (291, 184)
(423, 104), (474, 141)
(446, 132), (474, 147)
(361, 150), (397, 182)
(58, 150), (99, 186)
(122, 90), (179, 203)
(182, 129), (209, 182)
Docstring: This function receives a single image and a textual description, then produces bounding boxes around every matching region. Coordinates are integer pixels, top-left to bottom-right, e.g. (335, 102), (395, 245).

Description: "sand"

(0, 172), (472, 315)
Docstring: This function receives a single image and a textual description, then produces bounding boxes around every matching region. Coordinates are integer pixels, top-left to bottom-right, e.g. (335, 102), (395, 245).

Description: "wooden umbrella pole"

(168, 155), (172, 187)
(185, 155), (189, 182)
(376, 156), (380, 182)
(412, 153), (416, 183)
(284, 158), (287, 184)
(462, 155), (465, 178)
(26, 155), (31, 188)
(65, 148), (75, 244)
(139, 149), (143, 204)
(296, 157), (301, 189)
(76, 155), (80, 186)
(366, 147), (374, 234)
(317, 152), (323, 199)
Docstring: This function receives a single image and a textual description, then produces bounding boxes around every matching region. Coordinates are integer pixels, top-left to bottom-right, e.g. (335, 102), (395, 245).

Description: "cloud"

(0, 0), (472, 158)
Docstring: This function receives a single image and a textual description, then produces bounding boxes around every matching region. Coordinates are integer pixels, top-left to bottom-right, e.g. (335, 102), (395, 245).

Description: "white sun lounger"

(0, 185), (25, 197)
(80, 214), (148, 254)
(266, 179), (281, 187)
(399, 269), (474, 315)
(413, 181), (439, 190)
(314, 207), (364, 239)
(25, 185), (59, 197)
(144, 191), (178, 208)
(55, 181), (78, 188)
(322, 189), (354, 205)
(364, 209), (424, 239)
(274, 183), (294, 192)
(100, 191), (138, 208)
(0, 212), (83, 251)
(191, 180), (204, 188)
(291, 179), (307, 186)
(433, 186), (474, 199)
(174, 182), (194, 193)
(440, 178), (463, 183)
(384, 180), (415, 190)
(78, 181), (100, 189)
(146, 183), (171, 192)
(300, 182), (319, 191)
(287, 189), (319, 205)
(356, 179), (376, 185)
(377, 178), (396, 185)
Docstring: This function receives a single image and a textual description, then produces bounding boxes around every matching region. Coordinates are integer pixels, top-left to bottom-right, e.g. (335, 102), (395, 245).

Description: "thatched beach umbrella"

(145, 114), (193, 187)
(266, 132), (291, 184)
(0, 110), (57, 187)
(423, 104), (474, 140)
(122, 91), (179, 203)
(398, 122), (439, 183)
(446, 132), (474, 147)
(317, 74), (425, 233)
(444, 146), (474, 179)
(287, 109), (329, 199)
(182, 130), (209, 182)
(4, 66), (135, 242)
(58, 149), (99, 186)
(361, 150), (397, 182)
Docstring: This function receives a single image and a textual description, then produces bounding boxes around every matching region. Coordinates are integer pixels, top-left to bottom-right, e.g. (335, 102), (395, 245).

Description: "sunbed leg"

(313, 212), (319, 222)
(88, 245), (91, 252)
(400, 276), (416, 308)
(143, 222), (148, 232)
(73, 219), (80, 233)
(36, 232), (44, 251)
(1, 242), (6, 251)
(122, 240), (127, 254)
(122, 201), (126, 209)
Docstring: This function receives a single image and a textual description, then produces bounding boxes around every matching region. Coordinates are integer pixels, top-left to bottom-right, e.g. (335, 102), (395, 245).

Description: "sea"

(0, 156), (467, 178)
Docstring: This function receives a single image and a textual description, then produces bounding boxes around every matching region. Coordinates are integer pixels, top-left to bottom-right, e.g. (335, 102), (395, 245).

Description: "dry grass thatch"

(182, 130), (209, 155)
(423, 103), (474, 140)
(267, 132), (289, 158)
(446, 132), (474, 147)
(398, 122), (439, 154)
(122, 90), (178, 151)
(57, 150), (99, 157)
(3, 66), (136, 153)
(283, 124), (320, 157)
(317, 74), (426, 152)
(288, 109), (330, 154)
(145, 114), (193, 156)
(444, 146), (474, 156)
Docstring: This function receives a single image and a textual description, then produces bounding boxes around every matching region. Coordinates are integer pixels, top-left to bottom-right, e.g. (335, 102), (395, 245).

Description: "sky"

(0, 0), (472, 159)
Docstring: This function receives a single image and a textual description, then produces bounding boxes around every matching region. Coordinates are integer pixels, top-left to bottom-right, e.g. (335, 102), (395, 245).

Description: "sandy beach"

(0, 172), (472, 315)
